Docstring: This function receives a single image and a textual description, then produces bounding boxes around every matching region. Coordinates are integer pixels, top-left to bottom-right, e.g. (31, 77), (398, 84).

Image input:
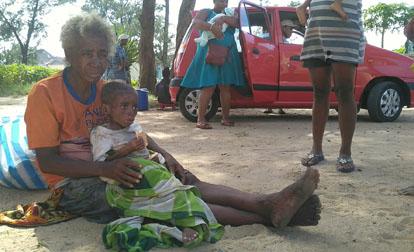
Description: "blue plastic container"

(136, 88), (149, 111)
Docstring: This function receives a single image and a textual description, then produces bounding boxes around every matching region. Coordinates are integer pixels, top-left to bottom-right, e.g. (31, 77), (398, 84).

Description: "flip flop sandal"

(221, 120), (235, 126)
(336, 157), (355, 173)
(301, 153), (325, 167)
(196, 122), (212, 129)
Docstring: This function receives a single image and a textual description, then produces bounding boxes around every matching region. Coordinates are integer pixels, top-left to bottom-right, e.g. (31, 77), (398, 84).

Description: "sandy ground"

(0, 97), (413, 252)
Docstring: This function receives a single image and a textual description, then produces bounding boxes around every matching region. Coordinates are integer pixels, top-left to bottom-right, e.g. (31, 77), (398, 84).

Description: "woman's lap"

(58, 177), (120, 224)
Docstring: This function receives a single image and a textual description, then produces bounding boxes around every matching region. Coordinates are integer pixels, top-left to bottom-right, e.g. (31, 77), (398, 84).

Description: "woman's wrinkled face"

(105, 91), (138, 130)
(67, 35), (109, 84)
(214, 0), (228, 10)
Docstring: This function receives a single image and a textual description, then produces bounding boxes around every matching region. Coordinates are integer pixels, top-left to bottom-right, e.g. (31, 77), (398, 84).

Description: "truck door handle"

(252, 48), (260, 55)
(290, 55), (300, 61)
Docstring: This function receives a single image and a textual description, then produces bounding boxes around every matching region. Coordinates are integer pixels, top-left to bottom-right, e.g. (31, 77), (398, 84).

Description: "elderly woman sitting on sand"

(23, 13), (322, 250)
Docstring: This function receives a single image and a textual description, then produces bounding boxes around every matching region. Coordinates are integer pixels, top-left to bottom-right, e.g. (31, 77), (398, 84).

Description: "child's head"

(102, 81), (138, 129)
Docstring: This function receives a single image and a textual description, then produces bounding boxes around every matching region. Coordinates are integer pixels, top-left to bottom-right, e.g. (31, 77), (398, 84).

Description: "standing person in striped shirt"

(298, 0), (366, 173)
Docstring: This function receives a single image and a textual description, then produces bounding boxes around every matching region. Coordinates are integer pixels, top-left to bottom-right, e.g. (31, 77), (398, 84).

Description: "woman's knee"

(313, 85), (330, 103)
(334, 84), (354, 102)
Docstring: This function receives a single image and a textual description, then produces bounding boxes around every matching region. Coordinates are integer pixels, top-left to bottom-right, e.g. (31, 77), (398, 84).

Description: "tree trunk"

(381, 29), (385, 48)
(161, 0), (169, 67)
(173, 0), (195, 62)
(138, 0), (156, 92)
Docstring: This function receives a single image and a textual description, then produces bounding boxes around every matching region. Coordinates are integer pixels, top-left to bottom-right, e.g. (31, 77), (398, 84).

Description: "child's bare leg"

(182, 228), (198, 245)
(296, 0), (311, 26)
(330, 0), (347, 20)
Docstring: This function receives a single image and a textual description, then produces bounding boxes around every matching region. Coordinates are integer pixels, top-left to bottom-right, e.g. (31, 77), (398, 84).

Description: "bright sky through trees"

(35, 0), (411, 57)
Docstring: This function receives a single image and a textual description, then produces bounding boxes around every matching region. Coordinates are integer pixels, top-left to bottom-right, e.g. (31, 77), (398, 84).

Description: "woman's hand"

(101, 158), (142, 187)
(163, 152), (185, 177)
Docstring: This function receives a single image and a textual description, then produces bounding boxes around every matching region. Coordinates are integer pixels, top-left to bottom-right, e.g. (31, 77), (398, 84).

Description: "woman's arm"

(36, 147), (142, 187)
(146, 135), (185, 178)
(193, 9), (224, 39)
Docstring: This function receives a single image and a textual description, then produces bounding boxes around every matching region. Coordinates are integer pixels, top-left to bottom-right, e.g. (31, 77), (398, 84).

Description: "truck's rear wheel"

(367, 81), (402, 122)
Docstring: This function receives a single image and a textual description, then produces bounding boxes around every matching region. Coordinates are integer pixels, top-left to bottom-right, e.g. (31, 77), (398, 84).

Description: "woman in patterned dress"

(299, 0), (366, 173)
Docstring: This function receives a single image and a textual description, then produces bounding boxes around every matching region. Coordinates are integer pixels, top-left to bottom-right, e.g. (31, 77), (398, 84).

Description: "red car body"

(170, 2), (414, 122)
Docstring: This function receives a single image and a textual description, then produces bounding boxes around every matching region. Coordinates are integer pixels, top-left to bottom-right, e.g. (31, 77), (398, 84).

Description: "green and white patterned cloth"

(103, 158), (224, 251)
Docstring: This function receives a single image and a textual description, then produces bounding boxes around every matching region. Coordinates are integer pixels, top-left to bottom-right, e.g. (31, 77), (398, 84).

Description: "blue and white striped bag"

(0, 116), (48, 189)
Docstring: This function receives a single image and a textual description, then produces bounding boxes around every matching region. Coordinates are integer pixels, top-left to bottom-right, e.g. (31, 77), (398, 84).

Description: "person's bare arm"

(193, 9), (224, 39)
(146, 135), (186, 179)
(35, 146), (142, 187)
(105, 136), (146, 161)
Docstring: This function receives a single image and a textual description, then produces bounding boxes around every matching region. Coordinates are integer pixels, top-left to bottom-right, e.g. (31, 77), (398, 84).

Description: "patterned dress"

(181, 9), (246, 89)
(300, 0), (366, 64)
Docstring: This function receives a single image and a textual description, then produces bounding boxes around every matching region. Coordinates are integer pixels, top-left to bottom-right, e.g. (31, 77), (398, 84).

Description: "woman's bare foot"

(296, 4), (308, 26)
(268, 167), (320, 227)
(182, 228), (198, 245)
(330, 2), (348, 20)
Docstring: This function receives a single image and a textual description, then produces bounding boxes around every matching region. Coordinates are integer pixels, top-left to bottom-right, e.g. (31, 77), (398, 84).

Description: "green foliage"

(393, 45), (406, 55)
(288, 1), (301, 7)
(363, 3), (414, 48)
(0, 0), (75, 64)
(82, 0), (142, 38)
(124, 39), (139, 67)
(0, 44), (37, 65)
(0, 64), (59, 96)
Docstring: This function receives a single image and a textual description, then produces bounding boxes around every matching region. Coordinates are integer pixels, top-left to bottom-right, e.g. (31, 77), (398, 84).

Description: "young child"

(296, 0), (347, 26)
(155, 67), (175, 110)
(90, 81), (223, 250)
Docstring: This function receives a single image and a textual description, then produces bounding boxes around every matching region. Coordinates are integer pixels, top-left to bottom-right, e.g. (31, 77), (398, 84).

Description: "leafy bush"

(0, 64), (59, 96)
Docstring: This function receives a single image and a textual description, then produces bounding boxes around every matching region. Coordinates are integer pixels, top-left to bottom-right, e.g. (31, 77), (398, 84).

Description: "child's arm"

(105, 135), (147, 161)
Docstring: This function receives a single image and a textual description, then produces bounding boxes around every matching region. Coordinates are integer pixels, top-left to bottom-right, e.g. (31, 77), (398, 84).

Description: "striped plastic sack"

(0, 116), (48, 190)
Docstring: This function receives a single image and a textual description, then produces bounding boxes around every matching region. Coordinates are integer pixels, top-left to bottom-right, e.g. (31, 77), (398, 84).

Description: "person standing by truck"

(180, 0), (246, 129)
(299, 0), (366, 173)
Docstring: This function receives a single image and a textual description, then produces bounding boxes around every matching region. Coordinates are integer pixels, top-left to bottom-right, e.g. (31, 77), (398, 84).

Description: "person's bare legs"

(190, 167), (319, 227)
(296, 0), (311, 26)
(332, 63), (356, 160)
(330, 0), (348, 20)
(197, 86), (215, 124)
(309, 66), (331, 156)
(218, 85), (232, 123)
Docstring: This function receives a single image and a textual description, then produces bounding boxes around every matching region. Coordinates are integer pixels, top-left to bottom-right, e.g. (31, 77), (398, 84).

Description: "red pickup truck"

(170, 2), (414, 122)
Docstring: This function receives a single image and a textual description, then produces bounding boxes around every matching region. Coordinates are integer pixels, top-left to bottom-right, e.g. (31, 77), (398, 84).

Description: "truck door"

(239, 1), (278, 104)
(277, 10), (313, 105)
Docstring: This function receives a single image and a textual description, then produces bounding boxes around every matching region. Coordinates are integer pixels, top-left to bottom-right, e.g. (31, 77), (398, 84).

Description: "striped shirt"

(300, 0), (366, 64)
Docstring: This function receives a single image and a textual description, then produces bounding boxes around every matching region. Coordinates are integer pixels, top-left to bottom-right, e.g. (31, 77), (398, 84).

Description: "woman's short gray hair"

(60, 13), (115, 57)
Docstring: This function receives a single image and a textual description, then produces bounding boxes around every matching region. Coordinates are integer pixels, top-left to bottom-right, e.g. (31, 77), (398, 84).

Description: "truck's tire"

(178, 88), (219, 122)
(367, 81), (403, 122)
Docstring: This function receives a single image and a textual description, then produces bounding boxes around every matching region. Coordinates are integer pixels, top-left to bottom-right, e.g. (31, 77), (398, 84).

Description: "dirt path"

(0, 100), (413, 251)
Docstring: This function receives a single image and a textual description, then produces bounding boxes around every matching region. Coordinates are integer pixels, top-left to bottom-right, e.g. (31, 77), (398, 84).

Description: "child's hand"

(129, 135), (147, 151)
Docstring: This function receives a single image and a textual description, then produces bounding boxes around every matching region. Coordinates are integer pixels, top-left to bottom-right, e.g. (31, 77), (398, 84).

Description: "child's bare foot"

(268, 167), (320, 227)
(296, 4), (308, 26)
(182, 228), (198, 245)
(330, 2), (348, 20)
